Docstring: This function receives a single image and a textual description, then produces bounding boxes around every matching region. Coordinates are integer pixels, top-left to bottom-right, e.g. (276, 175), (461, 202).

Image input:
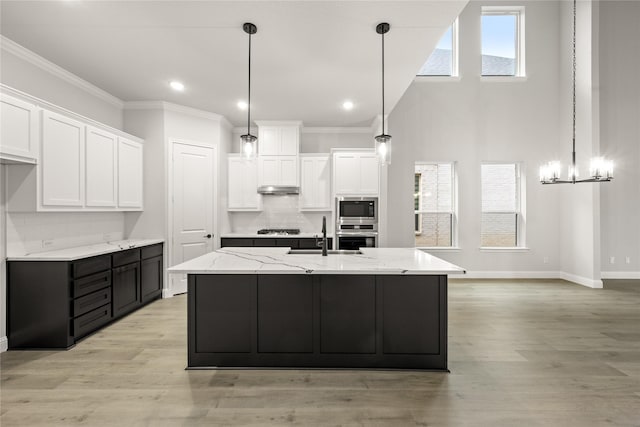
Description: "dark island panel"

(381, 275), (441, 355)
(193, 275), (256, 353)
(258, 275), (313, 353)
(320, 275), (376, 354)
(188, 273), (448, 370)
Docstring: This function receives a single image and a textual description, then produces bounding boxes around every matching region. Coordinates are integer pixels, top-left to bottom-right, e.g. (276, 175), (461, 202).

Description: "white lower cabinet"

(333, 151), (379, 195)
(41, 110), (85, 207)
(258, 156), (298, 187)
(117, 138), (144, 209)
(300, 155), (331, 211)
(228, 155), (261, 211)
(0, 93), (39, 164)
(86, 126), (118, 208)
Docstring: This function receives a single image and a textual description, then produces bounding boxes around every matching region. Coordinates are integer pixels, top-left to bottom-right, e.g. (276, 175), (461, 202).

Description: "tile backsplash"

(6, 212), (125, 256)
(230, 196), (331, 233)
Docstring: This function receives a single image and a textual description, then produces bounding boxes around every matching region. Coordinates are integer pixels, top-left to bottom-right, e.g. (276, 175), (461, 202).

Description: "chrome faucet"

(318, 215), (328, 256)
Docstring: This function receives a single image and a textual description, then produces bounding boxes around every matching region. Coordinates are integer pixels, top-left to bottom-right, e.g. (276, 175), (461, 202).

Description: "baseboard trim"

(601, 271), (640, 280)
(0, 336), (8, 353)
(560, 272), (603, 288)
(457, 271), (603, 288)
(162, 289), (174, 299)
(461, 271), (561, 280)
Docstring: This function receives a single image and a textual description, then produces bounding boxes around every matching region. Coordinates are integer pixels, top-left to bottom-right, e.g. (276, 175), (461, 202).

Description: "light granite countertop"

(168, 247), (465, 275)
(7, 239), (165, 261)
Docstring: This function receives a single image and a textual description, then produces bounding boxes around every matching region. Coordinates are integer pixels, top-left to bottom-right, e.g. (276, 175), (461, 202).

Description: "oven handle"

(336, 232), (378, 237)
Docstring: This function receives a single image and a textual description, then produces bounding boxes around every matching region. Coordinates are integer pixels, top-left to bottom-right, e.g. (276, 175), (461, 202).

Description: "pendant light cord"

(381, 29), (385, 135)
(571, 0), (577, 181)
(247, 30), (252, 135)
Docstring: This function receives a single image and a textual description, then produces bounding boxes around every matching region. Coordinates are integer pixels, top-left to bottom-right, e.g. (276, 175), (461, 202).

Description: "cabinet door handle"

(204, 234), (212, 239)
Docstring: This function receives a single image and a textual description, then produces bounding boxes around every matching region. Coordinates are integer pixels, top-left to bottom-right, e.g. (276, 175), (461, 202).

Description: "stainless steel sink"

(287, 249), (362, 255)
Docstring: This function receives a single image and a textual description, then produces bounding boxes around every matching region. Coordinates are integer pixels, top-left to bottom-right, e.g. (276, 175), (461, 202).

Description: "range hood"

(257, 185), (300, 195)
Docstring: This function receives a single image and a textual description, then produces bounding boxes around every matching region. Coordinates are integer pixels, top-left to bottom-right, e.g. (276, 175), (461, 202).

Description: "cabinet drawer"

(73, 304), (112, 339)
(141, 244), (163, 260)
(74, 287), (112, 317)
(73, 270), (111, 298)
(253, 239), (276, 247)
(221, 238), (254, 247)
(275, 238), (299, 249)
(113, 248), (141, 267)
(72, 255), (111, 279)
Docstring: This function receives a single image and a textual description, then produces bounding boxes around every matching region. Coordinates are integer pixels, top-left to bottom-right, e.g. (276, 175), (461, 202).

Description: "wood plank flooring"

(2, 279), (640, 426)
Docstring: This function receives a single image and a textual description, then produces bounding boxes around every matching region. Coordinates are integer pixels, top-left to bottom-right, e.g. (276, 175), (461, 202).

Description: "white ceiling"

(0, 1), (467, 127)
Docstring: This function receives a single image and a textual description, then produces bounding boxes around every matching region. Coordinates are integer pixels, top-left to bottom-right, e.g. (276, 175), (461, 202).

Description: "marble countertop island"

(168, 247), (465, 275)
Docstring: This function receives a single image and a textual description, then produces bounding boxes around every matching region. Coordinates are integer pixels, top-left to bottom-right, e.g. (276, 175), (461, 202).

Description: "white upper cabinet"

(0, 93), (39, 164)
(300, 155), (331, 211)
(258, 156), (298, 187)
(117, 138), (144, 209)
(257, 124), (299, 156)
(4, 88), (144, 212)
(85, 126), (118, 207)
(333, 151), (379, 196)
(228, 155), (261, 211)
(41, 110), (85, 207)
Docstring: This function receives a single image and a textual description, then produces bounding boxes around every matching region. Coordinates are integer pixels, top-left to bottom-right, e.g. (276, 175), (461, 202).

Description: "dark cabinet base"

(188, 274), (447, 370)
(8, 243), (163, 350)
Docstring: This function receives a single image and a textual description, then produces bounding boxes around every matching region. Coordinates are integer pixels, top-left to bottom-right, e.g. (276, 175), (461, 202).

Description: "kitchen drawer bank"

(170, 247), (465, 371)
(7, 242), (164, 349)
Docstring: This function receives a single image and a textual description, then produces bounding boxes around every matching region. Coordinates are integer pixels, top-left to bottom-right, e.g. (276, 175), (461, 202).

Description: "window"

(414, 163), (455, 247)
(481, 163), (522, 247)
(417, 19), (458, 76)
(481, 7), (525, 76)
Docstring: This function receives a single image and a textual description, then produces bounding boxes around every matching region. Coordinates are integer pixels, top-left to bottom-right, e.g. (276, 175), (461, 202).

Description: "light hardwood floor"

(2, 279), (640, 426)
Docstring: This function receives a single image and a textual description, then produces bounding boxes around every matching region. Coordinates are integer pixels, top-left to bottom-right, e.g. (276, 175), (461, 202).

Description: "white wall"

(0, 165), (7, 351)
(1, 47), (123, 129)
(558, 0), (602, 287)
(385, 0), (564, 274)
(599, 1), (640, 278)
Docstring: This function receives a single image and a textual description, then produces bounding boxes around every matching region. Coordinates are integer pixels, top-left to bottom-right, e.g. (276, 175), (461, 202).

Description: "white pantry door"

(171, 142), (214, 295)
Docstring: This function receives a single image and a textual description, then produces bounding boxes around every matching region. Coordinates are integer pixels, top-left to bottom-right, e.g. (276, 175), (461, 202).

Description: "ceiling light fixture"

(540, 0), (612, 184)
(374, 22), (392, 165)
(237, 100), (248, 110)
(169, 81), (185, 91)
(342, 100), (354, 111)
(240, 22), (258, 159)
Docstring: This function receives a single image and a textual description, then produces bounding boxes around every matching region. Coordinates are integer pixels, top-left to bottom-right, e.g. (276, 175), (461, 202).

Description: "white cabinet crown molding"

(0, 84), (141, 143)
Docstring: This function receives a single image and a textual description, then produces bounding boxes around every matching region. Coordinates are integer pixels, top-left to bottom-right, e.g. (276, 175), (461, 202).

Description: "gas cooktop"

(257, 228), (301, 235)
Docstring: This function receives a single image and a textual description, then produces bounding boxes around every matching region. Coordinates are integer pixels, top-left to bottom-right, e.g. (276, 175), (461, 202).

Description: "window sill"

(414, 75), (461, 83)
(479, 247), (529, 253)
(480, 76), (527, 83)
(417, 247), (462, 252)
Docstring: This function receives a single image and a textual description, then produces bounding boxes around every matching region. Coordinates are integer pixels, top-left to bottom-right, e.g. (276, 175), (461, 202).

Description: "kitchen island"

(169, 247), (464, 370)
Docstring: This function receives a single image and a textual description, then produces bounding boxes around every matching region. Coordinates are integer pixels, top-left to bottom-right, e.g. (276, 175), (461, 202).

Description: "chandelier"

(539, 0), (612, 184)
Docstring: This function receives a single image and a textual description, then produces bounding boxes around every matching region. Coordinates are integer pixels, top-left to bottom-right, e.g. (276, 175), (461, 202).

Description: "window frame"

(416, 18), (459, 78)
(414, 161), (458, 249)
(481, 6), (526, 78)
(480, 161), (526, 249)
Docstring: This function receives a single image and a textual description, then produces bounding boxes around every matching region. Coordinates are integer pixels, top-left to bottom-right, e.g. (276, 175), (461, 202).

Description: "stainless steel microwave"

(336, 197), (378, 222)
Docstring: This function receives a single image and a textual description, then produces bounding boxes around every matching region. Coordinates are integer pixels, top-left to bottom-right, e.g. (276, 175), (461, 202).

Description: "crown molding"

(1, 35), (124, 109)
(124, 100), (231, 126)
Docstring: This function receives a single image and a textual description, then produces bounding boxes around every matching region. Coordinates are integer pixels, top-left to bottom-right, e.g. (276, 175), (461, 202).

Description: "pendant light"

(539, 0), (613, 184)
(240, 22), (258, 159)
(374, 22), (392, 165)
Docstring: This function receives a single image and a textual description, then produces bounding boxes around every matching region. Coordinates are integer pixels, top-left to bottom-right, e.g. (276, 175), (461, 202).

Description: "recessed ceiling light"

(169, 81), (185, 91)
(237, 101), (248, 110)
(342, 100), (354, 110)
